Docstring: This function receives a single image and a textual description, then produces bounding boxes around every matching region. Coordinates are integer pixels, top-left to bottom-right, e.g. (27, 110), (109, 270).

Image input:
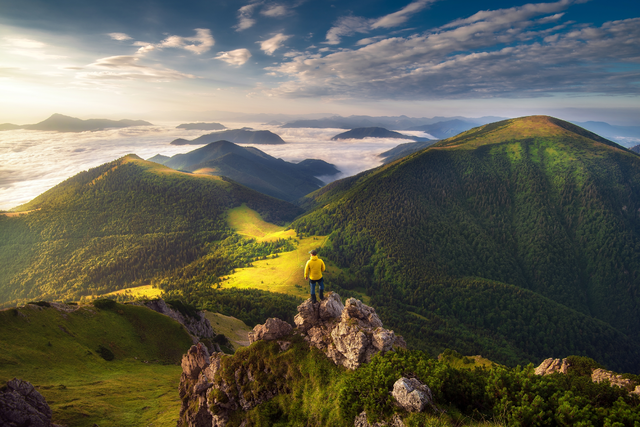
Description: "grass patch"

(204, 311), (252, 350)
(0, 302), (193, 426)
(227, 204), (296, 242)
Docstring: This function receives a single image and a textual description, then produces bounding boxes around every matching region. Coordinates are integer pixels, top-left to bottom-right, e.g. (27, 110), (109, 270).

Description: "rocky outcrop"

(178, 293), (407, 426)
(296, 294), (406, 370)
(392, 377), (434, 413)
(248, 318), (292, 344)
(143, 299), (214, 343)
(0, 379), (55, 427)
(534, 358), (570, 375)
(535, 359), (639, 395)
(354, 411), (405, 427)
(591, 368), (638, 393)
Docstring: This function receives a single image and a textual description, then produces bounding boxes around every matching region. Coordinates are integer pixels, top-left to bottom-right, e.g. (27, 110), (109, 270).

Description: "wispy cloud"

(372, 0), (438, 29)
(325, 16), (371, 45)
(80, 55), (195, 81)
(269, 1), (640, 100)
(325, 0), (437, 44)
(236, 3), (259, 31)
(261, 4), (290, 17)
(3, 37), (66, 60)
(215, 48), (252, 65)
(107, 32), (132, 41)
(259, 33), (291, 55)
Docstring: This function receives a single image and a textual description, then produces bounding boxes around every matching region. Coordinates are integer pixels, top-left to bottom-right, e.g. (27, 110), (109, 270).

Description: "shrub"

(96, 345), (115, 361)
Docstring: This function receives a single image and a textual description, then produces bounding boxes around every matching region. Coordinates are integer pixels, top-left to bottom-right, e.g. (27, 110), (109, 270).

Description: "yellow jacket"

(304, 255), (325, 281)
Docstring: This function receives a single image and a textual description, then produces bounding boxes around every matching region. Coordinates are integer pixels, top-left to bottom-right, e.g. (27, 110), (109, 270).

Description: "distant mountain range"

(0, 113), (152, 132)
(378, 140), (437, 163)
(171, 129), (285, 145)
(150, 140), (339, 202)
(281, 114), (505, 132)
(176, 122), (226, 130)
(330, 127), (432, 142)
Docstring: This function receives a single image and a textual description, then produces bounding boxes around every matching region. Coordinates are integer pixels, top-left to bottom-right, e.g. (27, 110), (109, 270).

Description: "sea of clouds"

(0, 123), (430, 210)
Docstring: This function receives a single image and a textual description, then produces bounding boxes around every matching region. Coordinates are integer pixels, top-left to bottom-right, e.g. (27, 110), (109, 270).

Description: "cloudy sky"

(1, 0), (639, 124)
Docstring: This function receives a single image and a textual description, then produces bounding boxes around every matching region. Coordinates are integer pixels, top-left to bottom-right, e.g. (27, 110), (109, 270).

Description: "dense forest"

(294, 116), (640, 372)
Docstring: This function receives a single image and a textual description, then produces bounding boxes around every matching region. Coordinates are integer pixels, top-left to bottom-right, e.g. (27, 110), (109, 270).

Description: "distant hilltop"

(0, 113), (152, 132)
(171, 128), (285, 145)
(176, 122), (226, 131)
(331, 127), (432, 142)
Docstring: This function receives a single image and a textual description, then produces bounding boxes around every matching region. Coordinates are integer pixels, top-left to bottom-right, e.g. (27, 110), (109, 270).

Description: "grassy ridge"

(0, 301), (194, 426)
(293, 116), (640, 372)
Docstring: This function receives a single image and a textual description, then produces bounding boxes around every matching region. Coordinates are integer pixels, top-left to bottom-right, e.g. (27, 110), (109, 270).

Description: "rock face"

(143, 299), (214, 343)
(591, 368), (638, 393)
(534, 358), (570, 375)
(178, 293), (407, 426)
(392, 377), (434, 413)
(296, 294), (406, 370)
(248, 317), (292, 344)
(0, 378), (54, 427)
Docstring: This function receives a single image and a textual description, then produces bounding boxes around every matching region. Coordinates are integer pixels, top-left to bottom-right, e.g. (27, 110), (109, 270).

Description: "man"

(304, 249), (325, 303)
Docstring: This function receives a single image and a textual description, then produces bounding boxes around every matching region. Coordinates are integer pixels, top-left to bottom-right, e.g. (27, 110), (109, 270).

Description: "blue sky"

(1, 0), (639, 124)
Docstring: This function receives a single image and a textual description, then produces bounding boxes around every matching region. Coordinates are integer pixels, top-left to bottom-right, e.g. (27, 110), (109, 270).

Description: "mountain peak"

(433, 115), (621, 150)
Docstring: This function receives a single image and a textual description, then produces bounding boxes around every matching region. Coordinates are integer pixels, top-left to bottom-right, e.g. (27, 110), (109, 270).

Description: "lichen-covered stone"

(392, 377), (434, 413)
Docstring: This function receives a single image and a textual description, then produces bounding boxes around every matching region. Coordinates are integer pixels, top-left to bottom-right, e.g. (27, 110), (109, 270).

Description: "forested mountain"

(150, 140), (339, 202)
(0, 155), (302, 307)
(294, 116), (640, 372)
(331, 127), (431, 142)
(171, 129), (285, 145)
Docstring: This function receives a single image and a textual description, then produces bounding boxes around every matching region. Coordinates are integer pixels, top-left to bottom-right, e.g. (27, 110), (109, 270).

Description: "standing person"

(304, 249), (325, 303)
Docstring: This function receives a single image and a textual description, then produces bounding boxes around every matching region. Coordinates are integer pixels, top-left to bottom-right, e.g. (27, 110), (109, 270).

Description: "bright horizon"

(1, 0), (639, 125)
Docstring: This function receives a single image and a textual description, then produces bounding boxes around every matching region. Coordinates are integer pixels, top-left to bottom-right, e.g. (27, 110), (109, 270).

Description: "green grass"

(204, 311), (252, 349)
(0, 301), (194, 426)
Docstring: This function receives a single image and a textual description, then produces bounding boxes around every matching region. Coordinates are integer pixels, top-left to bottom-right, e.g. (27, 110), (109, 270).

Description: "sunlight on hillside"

(223, 205), (338, 297)
(227, 204), (297, 242)
(100, 285), (163, 300)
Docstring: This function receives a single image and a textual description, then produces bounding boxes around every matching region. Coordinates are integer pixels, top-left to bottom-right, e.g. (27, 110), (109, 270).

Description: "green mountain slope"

(152, 140), (338, 202)
(294, 116), (640, 372)
(0, 301), (193, 426)
(0, 155), (302, 306)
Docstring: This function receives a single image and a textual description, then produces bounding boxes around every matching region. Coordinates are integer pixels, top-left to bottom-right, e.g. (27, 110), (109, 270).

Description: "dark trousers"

(309, 278), (324, 295)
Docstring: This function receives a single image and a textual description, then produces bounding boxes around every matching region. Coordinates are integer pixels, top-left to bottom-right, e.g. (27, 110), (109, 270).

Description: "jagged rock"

(178, 293), (407, 426)
(534, 358), (570, 375)
(294, 292), (344, 332)
(181, 343), (211, 381)
(591, 368), (637, 392)
(392, 377), (434, 413)
(633, 385), (640, 396)
(144, 299), (214, 344)
(354, 411), (405, 427)
(0, 378), (54, 427)
(248, 318), (292, 344)
(296, 293), (405, 370)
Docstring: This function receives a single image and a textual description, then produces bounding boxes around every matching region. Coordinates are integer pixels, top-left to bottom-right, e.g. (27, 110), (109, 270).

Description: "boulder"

(392, 377), (434, 413)
(0, 378), (54, 427)
(248, 318), (292, 344)
(534, 358), (570, 376)
(294, 292), (343, 332)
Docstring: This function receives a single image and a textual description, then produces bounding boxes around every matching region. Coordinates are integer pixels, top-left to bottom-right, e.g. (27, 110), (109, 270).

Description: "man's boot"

(319, 290), (324, 301)
(311, 294), (317, 304)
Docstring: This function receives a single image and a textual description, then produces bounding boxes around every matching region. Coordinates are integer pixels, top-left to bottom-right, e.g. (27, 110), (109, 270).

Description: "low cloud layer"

(0, 125), (414, 210)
